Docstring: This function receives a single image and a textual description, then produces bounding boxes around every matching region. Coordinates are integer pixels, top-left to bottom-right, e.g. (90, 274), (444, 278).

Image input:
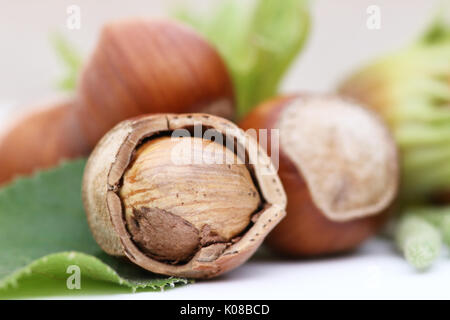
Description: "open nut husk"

(82, 113), (286, 278)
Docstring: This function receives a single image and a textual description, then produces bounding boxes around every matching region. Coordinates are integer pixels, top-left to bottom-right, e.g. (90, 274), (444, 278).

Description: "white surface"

(85, 238), (450, 300)
(1, 1), (448, 300)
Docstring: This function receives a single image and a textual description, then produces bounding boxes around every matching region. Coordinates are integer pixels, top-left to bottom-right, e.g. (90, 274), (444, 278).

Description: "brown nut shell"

(82, 113), (286, 278)
(0, 97), (89, 184)
(240, 94), (399, 256)
(75, 19), (235, 149)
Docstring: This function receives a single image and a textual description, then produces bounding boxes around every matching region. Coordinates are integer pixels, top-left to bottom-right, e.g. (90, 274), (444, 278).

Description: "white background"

(1, 0), (449, 299)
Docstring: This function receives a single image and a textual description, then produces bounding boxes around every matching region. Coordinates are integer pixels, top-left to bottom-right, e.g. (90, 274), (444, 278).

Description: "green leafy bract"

(176, 0), (310, 118)
(340, 15), (450, 202)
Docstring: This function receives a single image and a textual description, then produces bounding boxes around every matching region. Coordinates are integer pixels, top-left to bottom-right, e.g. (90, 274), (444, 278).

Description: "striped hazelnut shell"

(75, 19), (235, 149)
(0, 97), (89, 185)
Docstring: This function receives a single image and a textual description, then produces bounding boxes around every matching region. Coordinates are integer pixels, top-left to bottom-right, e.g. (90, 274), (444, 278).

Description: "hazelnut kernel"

(119, 136), (261, 263)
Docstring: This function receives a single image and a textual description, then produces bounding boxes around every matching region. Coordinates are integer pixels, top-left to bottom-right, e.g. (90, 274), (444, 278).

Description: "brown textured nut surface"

(75, 19), (235, 148)
(82, 113), (286, 278)
(120, 135), (261, 263)
(129, 207), (200, 263)
(240, 94), (399, 256)
(0, 97), (89, 185)
(120, 136), (260, 242)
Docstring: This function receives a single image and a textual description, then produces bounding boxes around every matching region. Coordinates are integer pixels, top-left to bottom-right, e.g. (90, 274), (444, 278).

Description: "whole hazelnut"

(0, 18), (235, 185)
(0, 98), (88, 184)
(240, 94), (399, 256)
(75, 19), (235, 149)
(82, 113), (286, 278)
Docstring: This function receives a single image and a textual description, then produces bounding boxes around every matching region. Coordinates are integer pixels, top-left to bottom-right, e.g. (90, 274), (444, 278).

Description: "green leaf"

(0, 160), (189, 299)
(175, 0), (310, 118)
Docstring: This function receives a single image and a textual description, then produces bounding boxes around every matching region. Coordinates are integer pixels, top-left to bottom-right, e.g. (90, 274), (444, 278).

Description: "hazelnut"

(82, 113), (286, 278)
(0, 97), (89, 184)
(240, 94), (399, 256)
(75, 19), (235, 149)
(0, 18), (235, 185)
(120, 136), (260, 263)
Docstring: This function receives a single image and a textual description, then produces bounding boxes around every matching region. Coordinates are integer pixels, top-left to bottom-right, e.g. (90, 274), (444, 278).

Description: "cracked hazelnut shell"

(240, 94), (399, 256)
(82, 113), (286, 278)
